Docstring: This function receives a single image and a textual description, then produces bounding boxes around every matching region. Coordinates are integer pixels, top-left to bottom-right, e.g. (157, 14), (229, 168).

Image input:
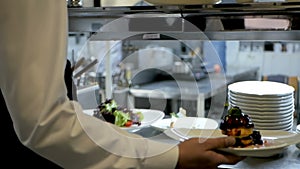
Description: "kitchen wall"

(68, 36), (300, 113)
(68, 35), (300, 78)
(226, 41), (300, 78)
(67, 33), (89, 62)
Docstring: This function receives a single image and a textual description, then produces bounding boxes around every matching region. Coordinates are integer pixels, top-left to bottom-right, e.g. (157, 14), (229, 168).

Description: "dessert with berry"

(220, 106), (263, 147)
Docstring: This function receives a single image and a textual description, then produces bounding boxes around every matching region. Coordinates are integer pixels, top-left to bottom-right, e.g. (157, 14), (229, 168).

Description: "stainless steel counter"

(219, 145), (300, 169)
(129, 66), (259, 117)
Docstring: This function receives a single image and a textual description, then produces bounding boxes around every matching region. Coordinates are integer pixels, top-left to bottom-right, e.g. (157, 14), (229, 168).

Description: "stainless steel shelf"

(88, 31), (300, 41)
(68, 2), (300, 40)
(68, 2), (300, 17)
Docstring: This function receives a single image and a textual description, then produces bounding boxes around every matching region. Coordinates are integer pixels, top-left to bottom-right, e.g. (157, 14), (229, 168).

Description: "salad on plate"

(93, 99), (144, 127)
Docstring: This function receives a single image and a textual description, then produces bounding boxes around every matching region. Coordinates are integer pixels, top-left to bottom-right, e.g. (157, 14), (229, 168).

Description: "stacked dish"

(228, 81), (295, 131)
(297, 125), (300, 149)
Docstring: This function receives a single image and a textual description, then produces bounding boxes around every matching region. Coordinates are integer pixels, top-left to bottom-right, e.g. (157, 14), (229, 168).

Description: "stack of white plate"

(228, 81), (295, 131)
(297, 125), (300, 149)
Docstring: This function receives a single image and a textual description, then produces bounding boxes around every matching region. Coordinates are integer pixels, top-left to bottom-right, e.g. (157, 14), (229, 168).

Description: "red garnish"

(124, 120), (133, 127)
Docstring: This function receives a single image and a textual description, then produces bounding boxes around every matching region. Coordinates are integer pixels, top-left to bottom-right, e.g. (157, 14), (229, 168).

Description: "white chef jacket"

(0, 0), (178, 168)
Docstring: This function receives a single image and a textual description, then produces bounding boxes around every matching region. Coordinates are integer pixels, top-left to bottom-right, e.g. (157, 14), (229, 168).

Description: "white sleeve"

(0, 1), (178, 169)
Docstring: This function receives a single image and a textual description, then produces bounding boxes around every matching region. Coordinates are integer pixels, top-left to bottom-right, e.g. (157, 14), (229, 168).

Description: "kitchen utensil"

(73, 57), (85, 71)
(74, 59), (98, 78)
(68, 0), (82, 7)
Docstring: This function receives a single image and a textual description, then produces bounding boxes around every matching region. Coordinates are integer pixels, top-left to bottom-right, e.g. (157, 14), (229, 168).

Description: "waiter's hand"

(176, 136), (244, 169)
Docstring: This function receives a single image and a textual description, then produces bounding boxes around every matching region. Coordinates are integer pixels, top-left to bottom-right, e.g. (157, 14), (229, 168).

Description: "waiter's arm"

(0, 1), (178, 168)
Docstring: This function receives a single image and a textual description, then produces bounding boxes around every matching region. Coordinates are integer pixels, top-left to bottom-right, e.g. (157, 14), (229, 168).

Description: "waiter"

(0, 1), (243, 168)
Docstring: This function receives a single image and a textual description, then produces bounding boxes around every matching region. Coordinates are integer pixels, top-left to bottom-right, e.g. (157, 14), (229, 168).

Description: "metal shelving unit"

(68, 1), (300, 40)
(68, 1), (300, 120)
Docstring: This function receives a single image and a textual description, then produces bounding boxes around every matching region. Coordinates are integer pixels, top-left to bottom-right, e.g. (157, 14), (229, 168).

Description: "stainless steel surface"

(130, 74), (227, 100)
(88, 31), (300, 41)
(68, 2), (300, 40)
(129, 66), (258, 116)
(68, 2), (300, 19)
(219, 145), (300, 169)
(129, 76), (224, 117)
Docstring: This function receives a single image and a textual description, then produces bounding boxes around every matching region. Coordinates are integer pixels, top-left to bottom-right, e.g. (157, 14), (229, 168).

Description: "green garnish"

(105, 100), (118, 112)
(228, 106), (242, 116)
(170, 112), (179, 118)
(113, 110), (130, 127)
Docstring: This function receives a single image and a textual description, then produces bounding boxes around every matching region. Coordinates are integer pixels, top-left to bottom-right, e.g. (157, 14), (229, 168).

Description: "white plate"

(83, 109), (165, 131)
(243, 113), (293, 124)
(228, 81), (294, 97)
(165, 129), (300, 157)
(253, 118), (293, 127)
(251, 114), (292, 123)
(254, 121), (294, 131)
(254, 126), (293, 131)
(229, 99), (294, 109)
(242, 108), (294, 117)
(145, 0), (220, 5)
(229, 102), (294, 112)
(151, 117), (218, 131)
(229, 94), (294, 104)
(229, 92), (294, 101)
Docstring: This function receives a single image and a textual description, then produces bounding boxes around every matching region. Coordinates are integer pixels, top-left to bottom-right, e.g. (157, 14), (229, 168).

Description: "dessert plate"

(164, 129), (300, 157)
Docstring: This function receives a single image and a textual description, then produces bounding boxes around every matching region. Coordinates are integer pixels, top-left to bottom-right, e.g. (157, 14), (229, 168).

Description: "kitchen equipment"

(172, 55), (207, 81)
(74, 59), (98, 78)
(68, 0), (82, 7)
(73, 57), (85, 71)
(82, 0), (94, 7)
(138, 46), (174, 70)
(173, 61), (190, 74)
